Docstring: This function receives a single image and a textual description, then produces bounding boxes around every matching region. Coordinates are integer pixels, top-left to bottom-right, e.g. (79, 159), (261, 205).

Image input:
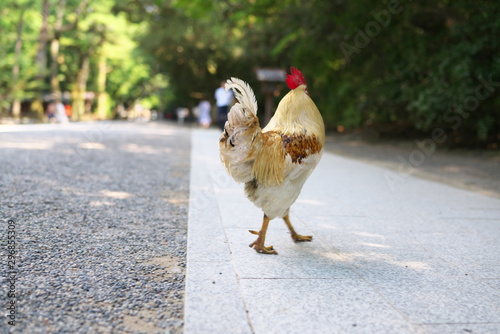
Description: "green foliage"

(0, 0), (158, 118)
(126, 0), (497, 144)
(1, 0), (498, 145)
(0, 0), (41, 110)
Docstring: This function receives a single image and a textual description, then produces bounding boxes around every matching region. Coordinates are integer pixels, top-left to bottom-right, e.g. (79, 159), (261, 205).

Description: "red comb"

(285, 67), (306, 89)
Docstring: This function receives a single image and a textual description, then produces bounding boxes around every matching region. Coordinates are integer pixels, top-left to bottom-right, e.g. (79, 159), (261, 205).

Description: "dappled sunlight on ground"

(79, 142), (106, 150)
(89, 200), (115, 207)
(0, 141), (53, 150)
(121, 143), (172, 154)
(360, 242), (391, 248)
(100, 190), (134, 199)
(296, 199), (328, 206)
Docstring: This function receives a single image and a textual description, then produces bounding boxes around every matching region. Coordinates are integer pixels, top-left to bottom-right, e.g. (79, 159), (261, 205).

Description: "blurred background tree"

(0, 0), (498, 146)
(0, 0), (159, 121)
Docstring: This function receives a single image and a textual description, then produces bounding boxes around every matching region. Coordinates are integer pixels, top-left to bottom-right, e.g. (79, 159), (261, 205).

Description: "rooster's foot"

(291, 234), (313, 242)
(249, 242), (278, 254)
(249, 230), (278, 254)
(283, 215), (313, 243)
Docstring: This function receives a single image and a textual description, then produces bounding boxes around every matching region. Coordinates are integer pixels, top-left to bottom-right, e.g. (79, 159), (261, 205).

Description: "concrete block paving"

(185, 129), (500, 334)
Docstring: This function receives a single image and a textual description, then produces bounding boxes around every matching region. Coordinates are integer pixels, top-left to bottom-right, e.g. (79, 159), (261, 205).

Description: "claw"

(257, 247), (278, 255)
(249, 235), (278, 255)
(250, 242), (278, 254)
(249, 230), (259, 235)
(292, 234), (313, 242)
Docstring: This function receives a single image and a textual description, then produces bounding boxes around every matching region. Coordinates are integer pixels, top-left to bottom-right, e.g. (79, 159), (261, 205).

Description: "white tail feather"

(226, 78), (258, 116)
(219, 78), (262, 184)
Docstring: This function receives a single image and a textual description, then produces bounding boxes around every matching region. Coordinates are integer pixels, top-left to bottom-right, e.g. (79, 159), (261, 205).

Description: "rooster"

(219, 67), (325, 254)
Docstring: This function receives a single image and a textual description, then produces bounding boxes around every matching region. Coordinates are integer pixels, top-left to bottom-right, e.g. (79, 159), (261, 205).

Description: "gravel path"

(1, 121), (190, 333)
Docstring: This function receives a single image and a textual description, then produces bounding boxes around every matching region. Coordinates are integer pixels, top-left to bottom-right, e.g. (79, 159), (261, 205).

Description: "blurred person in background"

(55, 101), (69, 123)
(197, 99), (211, 128)
(215, 81), (233, 130)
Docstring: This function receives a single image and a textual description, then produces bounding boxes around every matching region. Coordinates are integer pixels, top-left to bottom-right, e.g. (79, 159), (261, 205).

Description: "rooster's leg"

(283, 215), (313, 242)
(249, 215), (278, 254)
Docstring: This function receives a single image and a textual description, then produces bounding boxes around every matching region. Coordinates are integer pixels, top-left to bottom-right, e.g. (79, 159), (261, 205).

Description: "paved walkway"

(185, 129), (500, 334)
(324, 134), (500, 199)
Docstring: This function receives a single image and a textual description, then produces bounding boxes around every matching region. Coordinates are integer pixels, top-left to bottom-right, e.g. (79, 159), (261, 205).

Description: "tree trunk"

(70, 20), (106, 121)
(50, 38), (61, 99)
(50, 0), (66, 101)
(96, 54), (108, 119)
(72, 55), (90, 121)
(35, 0), (50, 77)
(11, 7), (26, 120)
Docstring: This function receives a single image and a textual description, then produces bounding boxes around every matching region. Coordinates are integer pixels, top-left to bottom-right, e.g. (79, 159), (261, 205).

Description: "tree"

(125, 0), (499, 145)
(0, 1), (42, 117)
(0, 0), (497, 146)
(49, 0), (89, 100)
(35, 0), (50, 79)
(11, 5), (27, 119)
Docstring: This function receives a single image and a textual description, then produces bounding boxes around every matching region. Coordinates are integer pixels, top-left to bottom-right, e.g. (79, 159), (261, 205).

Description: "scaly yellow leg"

(283, 214), (313, 242)
(249, 215), (278, 254)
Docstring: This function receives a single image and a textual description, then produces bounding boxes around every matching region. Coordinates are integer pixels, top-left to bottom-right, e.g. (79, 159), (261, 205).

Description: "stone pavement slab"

(185, 129), (500, 334)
